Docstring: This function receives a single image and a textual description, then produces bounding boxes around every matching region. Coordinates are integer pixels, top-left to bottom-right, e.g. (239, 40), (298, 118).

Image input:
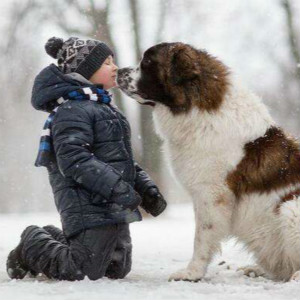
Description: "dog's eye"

(142, 59), (152, 66)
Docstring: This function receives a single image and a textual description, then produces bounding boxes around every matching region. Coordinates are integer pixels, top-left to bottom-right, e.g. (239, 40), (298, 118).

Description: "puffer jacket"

(31, 64), (157, 237)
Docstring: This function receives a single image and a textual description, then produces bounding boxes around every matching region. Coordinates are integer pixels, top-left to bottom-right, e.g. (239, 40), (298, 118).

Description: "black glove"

(111, 180), (142, 211)
(141, 187), (167, 217)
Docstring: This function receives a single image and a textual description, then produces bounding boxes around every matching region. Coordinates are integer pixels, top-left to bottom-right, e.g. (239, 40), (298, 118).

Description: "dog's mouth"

(139, 100), (156, 107)
(136, 92), (156, 107)
(135, 96), (156, 107)
(117, 84), (156, 107)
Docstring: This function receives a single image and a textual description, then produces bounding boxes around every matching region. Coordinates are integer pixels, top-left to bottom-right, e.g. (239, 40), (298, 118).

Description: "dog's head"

(117, 42), (230, 114)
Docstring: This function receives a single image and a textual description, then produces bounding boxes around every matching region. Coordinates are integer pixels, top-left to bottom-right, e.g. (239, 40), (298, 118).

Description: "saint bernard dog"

(117, 42), (300, 282)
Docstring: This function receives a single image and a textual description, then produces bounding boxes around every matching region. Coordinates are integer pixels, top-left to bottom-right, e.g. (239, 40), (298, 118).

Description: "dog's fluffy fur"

(117, 42), (300, 282)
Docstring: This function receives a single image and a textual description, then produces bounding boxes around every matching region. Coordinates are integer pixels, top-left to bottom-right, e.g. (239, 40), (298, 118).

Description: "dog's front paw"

(168, 268), (203, 282)
(290, 271), (300, 281)
(237, 265), (265, 278)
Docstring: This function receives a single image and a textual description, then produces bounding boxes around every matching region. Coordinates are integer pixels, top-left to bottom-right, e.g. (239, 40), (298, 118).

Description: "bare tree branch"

(126, 0), (163, 185)
(155, 1), (168, 43)
(50, 2), (88, 36)
(281, 0), (300, 80)
(128, 0), (142, 59)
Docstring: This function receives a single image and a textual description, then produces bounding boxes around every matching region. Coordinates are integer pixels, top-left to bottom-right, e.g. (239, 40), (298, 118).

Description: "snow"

(0, 203), (299, 300)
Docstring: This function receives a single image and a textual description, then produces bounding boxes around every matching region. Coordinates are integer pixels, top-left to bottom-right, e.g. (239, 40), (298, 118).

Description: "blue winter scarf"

(35, 87), (111, 168)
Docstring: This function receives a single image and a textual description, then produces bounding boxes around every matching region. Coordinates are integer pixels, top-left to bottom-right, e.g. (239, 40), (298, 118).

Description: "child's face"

(89, 55), (118, 89)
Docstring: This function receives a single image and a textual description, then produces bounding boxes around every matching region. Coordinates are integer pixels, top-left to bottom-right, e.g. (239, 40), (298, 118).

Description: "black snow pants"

(21, 223), (132, 281)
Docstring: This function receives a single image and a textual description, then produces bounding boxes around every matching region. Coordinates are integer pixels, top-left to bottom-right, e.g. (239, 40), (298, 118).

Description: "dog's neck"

(152, 80), (274, 147)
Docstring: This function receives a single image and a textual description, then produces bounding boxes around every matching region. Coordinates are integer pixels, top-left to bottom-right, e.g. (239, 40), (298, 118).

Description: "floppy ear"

(170, 46), (200, 85)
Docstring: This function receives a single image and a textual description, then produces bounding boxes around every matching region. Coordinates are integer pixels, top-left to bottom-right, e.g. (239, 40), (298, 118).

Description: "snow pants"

(21, 223), (132, 281)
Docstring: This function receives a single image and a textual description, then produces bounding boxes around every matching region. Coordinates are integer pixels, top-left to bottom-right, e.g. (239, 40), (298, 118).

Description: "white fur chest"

(152, 82), (274, 186)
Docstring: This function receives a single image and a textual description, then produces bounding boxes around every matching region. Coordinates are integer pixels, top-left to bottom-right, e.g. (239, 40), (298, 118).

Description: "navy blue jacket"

(31, 64), (156, 237)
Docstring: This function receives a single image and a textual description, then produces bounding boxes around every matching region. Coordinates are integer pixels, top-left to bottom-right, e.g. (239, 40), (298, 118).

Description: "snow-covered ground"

(0, 203), (299, 300)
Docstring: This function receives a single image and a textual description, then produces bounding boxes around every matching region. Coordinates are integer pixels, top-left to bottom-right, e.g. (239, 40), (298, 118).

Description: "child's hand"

(141, 187), (167, 217)
(111, 181), (142, 210)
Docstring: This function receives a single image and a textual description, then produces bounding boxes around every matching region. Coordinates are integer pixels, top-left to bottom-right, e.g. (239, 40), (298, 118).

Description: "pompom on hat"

(45, 36), (114, 80)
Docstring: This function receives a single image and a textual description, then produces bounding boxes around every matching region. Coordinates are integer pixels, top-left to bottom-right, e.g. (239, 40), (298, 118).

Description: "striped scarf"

(35, 87), (112, 168)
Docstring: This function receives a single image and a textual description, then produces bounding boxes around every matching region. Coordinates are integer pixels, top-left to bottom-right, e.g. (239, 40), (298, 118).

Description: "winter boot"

(21, 225), (86, 281)
(43, 225), (67, 244)
(6, 225), (38, 279)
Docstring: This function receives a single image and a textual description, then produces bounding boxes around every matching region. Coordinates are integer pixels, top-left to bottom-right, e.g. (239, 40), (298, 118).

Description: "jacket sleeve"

(134, 162), (157, 196)
(52, 103), (122, 200)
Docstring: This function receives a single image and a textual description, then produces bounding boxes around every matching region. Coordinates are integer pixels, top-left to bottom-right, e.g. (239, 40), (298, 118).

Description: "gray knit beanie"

(45, 36), (114, 79)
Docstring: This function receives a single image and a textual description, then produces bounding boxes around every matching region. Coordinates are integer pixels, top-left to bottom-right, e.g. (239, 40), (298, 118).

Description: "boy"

(7, 37), (167, 281)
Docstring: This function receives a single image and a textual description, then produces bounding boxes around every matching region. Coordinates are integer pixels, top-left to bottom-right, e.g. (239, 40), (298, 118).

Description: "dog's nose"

(117, 68), (130, 77)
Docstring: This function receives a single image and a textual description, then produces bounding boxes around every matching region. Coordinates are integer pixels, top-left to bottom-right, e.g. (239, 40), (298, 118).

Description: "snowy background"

(0, 0), (300, 299)
(0, 204), (300, 300)
(1, 0), (300, 212)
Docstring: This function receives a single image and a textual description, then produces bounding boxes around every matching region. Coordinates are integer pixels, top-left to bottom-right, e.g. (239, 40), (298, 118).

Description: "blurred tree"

(0, 0), (51, 212)
(279, 0), (300, 133)
(128, 0), (166, 183)
(282, 0), (300, 81)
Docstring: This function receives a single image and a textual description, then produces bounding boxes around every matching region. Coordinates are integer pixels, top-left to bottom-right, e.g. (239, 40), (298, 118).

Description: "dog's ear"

(170, 46), (200, 85)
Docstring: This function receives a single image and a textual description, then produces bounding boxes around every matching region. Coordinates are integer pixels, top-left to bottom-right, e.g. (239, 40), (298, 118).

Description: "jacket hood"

(31, 64), (95, 112)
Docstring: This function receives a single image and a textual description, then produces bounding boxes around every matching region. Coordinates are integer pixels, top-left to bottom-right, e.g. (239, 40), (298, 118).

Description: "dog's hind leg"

(277, 198), (300, 281)
(169, 185), (234, 282)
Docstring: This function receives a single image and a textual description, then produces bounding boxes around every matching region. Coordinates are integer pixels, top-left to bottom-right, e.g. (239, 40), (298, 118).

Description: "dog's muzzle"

(117, 68), (156, 107)
(117, 67), (136, 93)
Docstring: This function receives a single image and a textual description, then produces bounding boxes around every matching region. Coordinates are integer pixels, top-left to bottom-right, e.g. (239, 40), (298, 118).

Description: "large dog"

(117, 42), (300, 282)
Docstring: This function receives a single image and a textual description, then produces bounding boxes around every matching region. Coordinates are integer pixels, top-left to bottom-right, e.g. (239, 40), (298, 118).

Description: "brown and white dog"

(117, 42), (300, 282)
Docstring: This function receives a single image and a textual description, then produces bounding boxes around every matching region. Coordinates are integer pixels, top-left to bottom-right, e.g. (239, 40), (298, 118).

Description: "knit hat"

(45, 37), (114, 79)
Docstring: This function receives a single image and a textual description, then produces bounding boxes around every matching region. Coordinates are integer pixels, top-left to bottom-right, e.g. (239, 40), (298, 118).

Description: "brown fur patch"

(281, 188), (300, 202)
(274, 188), (300, 214)
(166, 44), (230, 114)
(227, 126), (300, 199)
